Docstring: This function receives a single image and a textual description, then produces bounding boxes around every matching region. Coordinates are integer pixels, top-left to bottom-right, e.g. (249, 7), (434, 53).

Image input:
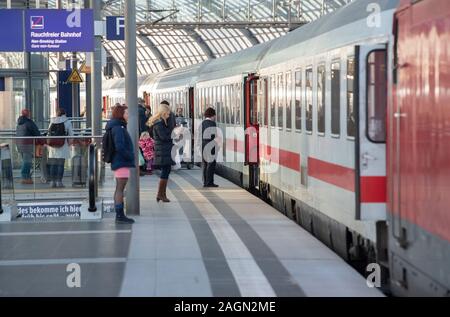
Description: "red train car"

(388, 0), (450, 296)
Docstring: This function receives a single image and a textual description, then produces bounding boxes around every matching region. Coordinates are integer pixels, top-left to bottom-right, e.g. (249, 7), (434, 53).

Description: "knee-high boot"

(157, 179), (170, 202)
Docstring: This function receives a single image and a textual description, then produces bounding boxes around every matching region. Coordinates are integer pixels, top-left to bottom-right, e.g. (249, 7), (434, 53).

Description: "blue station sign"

(106, 16), (125, 41)
(0, 9), (25, 52)
(25, 9), (94, 52)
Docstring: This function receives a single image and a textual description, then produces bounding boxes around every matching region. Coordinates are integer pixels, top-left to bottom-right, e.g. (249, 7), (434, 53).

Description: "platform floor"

(0, 168), (383, 297)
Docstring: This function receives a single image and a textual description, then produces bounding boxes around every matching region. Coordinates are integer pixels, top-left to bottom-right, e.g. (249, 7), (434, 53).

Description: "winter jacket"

(105, 118), (136, 171)
(16, 116), (41, 153)
(47, 115), (74, 160)
(138, 104), (150, 135)
(150, 119), (174, 167)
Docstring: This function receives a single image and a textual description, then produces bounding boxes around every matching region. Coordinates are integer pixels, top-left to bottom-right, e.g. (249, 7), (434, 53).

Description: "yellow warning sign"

(67, 68), (83, 83)
(79, 61), (91, 74)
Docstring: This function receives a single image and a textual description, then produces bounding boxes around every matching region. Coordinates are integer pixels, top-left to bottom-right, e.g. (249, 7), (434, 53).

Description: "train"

(76, 0), (449, 296)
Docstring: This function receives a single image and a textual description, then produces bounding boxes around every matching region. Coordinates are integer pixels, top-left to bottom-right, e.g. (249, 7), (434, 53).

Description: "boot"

(115, 203), (135, 224)
(156, 179), (170, 203)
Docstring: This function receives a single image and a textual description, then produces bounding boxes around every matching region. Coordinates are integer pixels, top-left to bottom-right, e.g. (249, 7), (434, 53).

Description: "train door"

(188, 87), (195, 164)
(244, 74), (260, 190)
(355, 45), (388, 221)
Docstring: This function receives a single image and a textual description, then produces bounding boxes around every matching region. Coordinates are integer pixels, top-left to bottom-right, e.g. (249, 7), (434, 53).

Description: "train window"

(305, 68), (313, 133)
(250, 79), (258, 125)
(367, 50), (387, 143)
(347, 57), (356, 137)
(227, 85), (231, 124)
(231, 85), (236, 125)
(236, 83), (241, 125)
(263, 78), (268, 127)
(277, 73), (284, 128)
(317, 64), (326, 135)
(331, 61), (341, 136)
(295, 70), (302, 131)
(286, 71), (292, 130)
(270, 75), (276, 127)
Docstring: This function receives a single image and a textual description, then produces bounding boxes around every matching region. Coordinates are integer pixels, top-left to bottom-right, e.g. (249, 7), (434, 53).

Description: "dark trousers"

(160, 165), (171, 180)
(48, 158), (65, 182)
(202, 159), (216, 186)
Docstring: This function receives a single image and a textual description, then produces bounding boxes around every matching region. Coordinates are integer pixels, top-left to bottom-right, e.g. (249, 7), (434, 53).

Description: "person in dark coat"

(201, 107), (219, 187)
(138, 98), (150, 135)
(16, 109), (41, 184)
(147, 103), (173, 203)
(105, 104), (135, 224)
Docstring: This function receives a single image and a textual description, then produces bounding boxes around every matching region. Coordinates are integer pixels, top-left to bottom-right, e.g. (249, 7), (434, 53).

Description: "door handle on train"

(362, 153), (376, 161)
(361, 152), (376, 169)
(394, 112), (407, 119)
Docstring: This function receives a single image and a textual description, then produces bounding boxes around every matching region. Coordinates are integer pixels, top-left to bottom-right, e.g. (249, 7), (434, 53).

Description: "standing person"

(160, 100), (176, 134)
(16, 109), (41, 184)
(201, 107), (219, 188)
(105, 105), (135, 224)
(147, 103), (173, 203)
(138, 98), (150, 135)
(47, 108), (74, 188)
(139, 131), (155, 175)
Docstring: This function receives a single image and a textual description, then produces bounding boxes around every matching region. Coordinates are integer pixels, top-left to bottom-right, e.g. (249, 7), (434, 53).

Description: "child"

(139, 131), (155, 174)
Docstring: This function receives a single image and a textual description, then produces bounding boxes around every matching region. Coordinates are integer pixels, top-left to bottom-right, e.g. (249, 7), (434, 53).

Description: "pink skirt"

(114, 167), (130, 178)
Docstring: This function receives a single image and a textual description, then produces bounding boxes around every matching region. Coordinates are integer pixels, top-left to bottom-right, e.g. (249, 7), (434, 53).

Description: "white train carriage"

(100, 0), (398, 266)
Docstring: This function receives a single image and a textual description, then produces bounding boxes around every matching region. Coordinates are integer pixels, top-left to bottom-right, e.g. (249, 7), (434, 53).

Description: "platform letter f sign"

(66, 263), (81, 288)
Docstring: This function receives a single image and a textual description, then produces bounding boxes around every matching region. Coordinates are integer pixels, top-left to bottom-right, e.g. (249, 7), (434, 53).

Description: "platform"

(0, 168), (383, 297)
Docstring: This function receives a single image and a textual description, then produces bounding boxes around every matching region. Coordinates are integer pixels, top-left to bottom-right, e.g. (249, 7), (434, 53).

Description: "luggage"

(72, 154), (87, 187)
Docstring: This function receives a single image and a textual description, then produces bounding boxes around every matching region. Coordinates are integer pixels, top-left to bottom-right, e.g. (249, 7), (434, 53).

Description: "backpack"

(102, 128), (115, 163)
(47, 122), (66, 148)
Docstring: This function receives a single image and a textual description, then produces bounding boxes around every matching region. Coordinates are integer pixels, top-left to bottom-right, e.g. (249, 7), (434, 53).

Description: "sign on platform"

(67, 68), (83, 83)
(17, 201), (82, 219)
(0, 9), (25, 52)
(106, 16), (125, 41)
(79, 61), (91, 74)
(25, 9), (94, 52)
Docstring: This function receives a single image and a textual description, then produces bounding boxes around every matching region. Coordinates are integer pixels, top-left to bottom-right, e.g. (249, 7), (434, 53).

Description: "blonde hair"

(140, 131), (150, 139)
(147, 104), (171, 127)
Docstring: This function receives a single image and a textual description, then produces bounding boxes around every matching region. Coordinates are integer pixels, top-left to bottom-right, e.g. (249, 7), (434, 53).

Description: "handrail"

(2, 136), (103, 140)
(88, 143), (97, 212)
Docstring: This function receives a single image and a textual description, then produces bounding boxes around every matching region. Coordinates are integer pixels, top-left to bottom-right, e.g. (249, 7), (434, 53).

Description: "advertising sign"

(0, 9), (25, 52)
(25, 9), (94, 52)
(17, 201), (82, 219)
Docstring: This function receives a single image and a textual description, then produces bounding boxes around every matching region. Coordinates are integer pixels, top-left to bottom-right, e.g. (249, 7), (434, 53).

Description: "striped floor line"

(168, 180), (241, 297)
(0, 230), (131, 236)
(171, 174), (276, 297)
(0, 257), (127, 266)
(179, 170), (306, 297)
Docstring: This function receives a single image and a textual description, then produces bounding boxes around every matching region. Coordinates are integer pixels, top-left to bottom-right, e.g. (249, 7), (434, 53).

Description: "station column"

(125, 0), (140, 215)
(90, 0), (102, 137)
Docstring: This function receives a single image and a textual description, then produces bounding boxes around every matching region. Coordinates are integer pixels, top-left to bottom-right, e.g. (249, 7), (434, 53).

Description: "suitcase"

(72, 154), (87, 187)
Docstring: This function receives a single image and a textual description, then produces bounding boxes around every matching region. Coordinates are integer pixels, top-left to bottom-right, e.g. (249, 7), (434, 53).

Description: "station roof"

(35, 0), (352, 82)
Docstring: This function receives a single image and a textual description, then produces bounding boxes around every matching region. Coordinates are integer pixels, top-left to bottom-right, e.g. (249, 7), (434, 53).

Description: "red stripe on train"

(360, 176), (387, 203)
(308, 157), (355, 192)
(225, 138), (300, 171)
(225, 139), (386, 202)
